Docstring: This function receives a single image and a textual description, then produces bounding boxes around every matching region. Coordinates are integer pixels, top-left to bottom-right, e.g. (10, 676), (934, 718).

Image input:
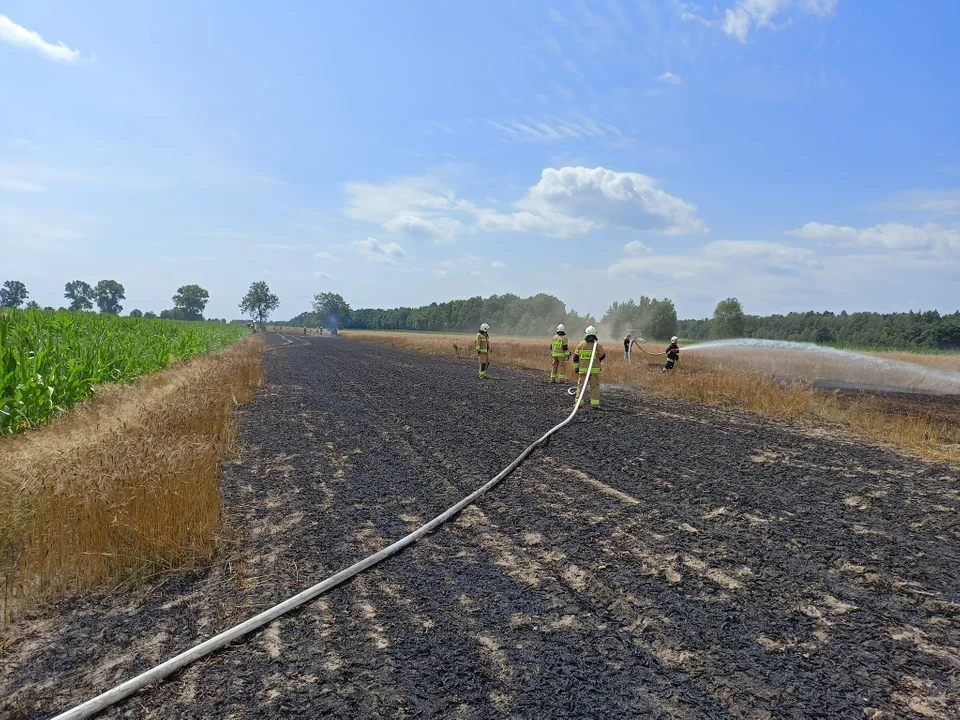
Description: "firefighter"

(549, 324), (570, 383)
(476, 323), (491, 378)
(573, 326), (605, 408)
(664, 336), (680, 371)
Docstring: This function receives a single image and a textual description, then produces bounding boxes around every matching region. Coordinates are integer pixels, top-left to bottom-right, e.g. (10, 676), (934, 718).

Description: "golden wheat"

(0, 336), (264, 623)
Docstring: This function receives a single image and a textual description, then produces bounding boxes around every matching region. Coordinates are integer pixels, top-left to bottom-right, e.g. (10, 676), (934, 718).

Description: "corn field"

(0, 308), (248, 434)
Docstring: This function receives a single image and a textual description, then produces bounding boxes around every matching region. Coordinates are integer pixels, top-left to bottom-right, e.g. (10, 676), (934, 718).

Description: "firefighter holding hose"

(573, 326), (605, 408)
(664, 336), (680, 371)
(476, 323), (491, 378)
(549, 324), (570, 383)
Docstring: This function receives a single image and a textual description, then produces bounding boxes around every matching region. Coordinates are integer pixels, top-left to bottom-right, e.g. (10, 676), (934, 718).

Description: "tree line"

(288, 291), (960, 350)
(681, 297), (960, 350)
(1, 278), (283, 327)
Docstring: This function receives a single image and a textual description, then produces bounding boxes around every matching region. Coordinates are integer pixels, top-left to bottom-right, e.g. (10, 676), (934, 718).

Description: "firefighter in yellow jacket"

(550, 324), (570, 383)
(573, 326), (605, 407)
(476, 322), (491, 378)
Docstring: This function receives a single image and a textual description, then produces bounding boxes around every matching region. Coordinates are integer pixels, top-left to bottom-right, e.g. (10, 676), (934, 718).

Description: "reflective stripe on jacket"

(551, 334), (570, 358)
(573, 339), (605, 374)
(476, 332), (490, 353)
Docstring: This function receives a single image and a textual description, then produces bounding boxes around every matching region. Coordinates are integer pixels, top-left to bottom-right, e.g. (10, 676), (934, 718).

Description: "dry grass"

(345, 331), (960, 464)
(0, 336), (265, 623)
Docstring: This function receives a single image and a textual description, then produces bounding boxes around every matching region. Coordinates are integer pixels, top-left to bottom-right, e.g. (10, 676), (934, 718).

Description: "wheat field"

(0, 337), (264, 623)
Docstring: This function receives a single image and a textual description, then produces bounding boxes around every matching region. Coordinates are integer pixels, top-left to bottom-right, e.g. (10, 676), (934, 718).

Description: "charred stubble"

(2, 335), (957, 719)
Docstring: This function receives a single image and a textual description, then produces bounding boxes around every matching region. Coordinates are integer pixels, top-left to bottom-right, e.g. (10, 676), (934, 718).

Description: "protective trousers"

(478, 353), (488, 377)
(550, 356), (567, 382)
(576, 373), (601, 407)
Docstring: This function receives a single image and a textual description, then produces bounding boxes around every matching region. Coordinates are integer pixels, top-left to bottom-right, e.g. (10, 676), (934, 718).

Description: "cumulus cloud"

(353, 237), (407, 264)
(610, 240), (819, 279)
(344, 166), (705, 243)
(0, 14), (82, 62)
(478, 166), (705, 238)
(313, 271), (334, 279)
(382, 213), (462, 243)
(788, 221), (960, 251)
(344, 174), (472, 244)
(624, 240), (653, 255)
(491, 260), (506, 268)
(314, 251), (340, 261)
(657, 71), (683, 85)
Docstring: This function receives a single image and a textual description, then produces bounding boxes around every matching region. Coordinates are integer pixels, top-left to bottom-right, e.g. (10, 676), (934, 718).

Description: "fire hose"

(49, 344), (599, 720)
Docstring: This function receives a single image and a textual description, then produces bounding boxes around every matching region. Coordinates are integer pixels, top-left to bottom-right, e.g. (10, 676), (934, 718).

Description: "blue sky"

(2, 0), (959, 321)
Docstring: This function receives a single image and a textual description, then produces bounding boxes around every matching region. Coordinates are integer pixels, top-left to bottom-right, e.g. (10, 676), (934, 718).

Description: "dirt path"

(3, 335), (958, 719)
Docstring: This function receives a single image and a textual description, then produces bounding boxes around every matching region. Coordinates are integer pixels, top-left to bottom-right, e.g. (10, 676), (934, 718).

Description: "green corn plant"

(0, 309), (248, 434)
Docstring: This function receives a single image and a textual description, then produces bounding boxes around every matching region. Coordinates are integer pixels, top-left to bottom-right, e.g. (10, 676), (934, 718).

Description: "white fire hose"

(49, 343), (598, 720)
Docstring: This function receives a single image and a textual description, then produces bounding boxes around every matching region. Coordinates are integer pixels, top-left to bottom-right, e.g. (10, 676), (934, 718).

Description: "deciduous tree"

(64, 280), (94, 311)
(239, 281), (279, 328)
(93, 280), (125, 315)
(172, 284), (210, 321)
(0, 280), (29, 308)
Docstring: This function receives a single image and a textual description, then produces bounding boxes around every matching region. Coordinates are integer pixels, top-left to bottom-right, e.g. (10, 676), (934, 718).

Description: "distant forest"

(286, 293), (960, 351)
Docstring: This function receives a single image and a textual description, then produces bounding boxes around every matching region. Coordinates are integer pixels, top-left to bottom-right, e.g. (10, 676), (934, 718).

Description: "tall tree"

(312, 292), (351, 330)
(172, 284), (210, 321)
(648, 299), (678, 340)
(129, 309), (144, 318)
(93, 280), (126, 314)
(0, 280), (29, 308)
(25, 300), (40, 310)
(239, 281), (280, 327)
(64, 280), (94, 311)
(143, 311), (158, 319)
(712, 297), (745, 339)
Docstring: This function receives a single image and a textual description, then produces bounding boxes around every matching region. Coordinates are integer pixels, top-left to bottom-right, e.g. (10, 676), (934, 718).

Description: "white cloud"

(0, 14), (82, 63)
(314, 251), (340, 261)
(657, 71), (683, 85)
(610, 239), (818, 277)
(549, 8), (566, 24)
(382, 213), (462, 243)
(353, 237), (408, 264)
(788, 221), (960, 251)
(624, 240), (653, 255)
(491, 260), (506, 268)
(478, 166), (706, 238)
(487, 115), (626, 144)
(344, 174), (472, 244)
(249, 243), (298, 250)
(802, 0), (839, 17)
(314, 271), (334, 279)
(681, 0), (838, 42)
(343, 166), (705, 244)
(0, 177), (45, 192)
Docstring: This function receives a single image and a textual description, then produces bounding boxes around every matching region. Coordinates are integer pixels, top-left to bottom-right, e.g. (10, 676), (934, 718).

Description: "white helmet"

(671, 336), (678, 343)
(585, 325), (597, 336)
(556, 324), (565, 333)
(480, 323), (490, 332)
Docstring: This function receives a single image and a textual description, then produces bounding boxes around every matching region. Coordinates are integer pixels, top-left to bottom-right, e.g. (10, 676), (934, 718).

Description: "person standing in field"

(664, 336), (680, 371)
(476, 323), (491, 378)
(550, 324), (570, 383)
(573, 326), (605, 408)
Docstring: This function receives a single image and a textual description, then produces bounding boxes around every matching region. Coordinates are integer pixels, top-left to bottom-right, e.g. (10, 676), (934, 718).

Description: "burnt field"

(2, 334), (958, 719)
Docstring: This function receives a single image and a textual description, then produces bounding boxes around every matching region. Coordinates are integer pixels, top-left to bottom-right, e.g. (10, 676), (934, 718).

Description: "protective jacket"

(666, 342), (680, 361)
(573, 336), (605, 374)
(476, 331), (490, 355)
(551, 332), (570, 358)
